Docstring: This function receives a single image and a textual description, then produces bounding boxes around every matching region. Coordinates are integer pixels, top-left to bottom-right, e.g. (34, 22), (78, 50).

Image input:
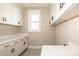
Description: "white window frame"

(28, 10), (41, 32)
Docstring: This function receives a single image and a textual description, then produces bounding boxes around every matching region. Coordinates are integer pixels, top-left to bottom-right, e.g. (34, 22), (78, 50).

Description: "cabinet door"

(50, 4), (53, 19)
(12, 4), (18, 25)
(1, 3), (23, 26)
(11, 41), (20, 56)
(17, 39), (26, 55)
(0, 43), (13, 56)
(17, 6), (23, 26)
(0, 40), (17, 56)
(2, 3), (12, 24)
(0, 4), (2, 23)
(15, 40), (24, 55)
(53, 3), (57, 21)
(0, 46), (5, 53)
(12, 39), (24, 56)
(16, 6), (21, 25)
(12, 4), (23, 26)
(23, 37), (27, 49)
(0, 48), (11, 56)
(12, 4), (21, 25)
(16, 38), (27, 55)
(4, 4), (13, 24)
(55, 3), (60, 20)
(1, 3), (5, 23)
(11, 47), (18, 56)
(60, 3), (73, 16)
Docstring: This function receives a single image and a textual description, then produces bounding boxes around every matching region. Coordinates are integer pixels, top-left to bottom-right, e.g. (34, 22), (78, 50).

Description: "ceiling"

(19, 3), (51, 7)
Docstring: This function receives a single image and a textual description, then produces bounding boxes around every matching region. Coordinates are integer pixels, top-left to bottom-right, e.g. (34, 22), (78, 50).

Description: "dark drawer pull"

(24, 42), (26, 45)
(11, 48), (15, 54)
(4, 45), (10, 48)
(3, 17), (5, 22)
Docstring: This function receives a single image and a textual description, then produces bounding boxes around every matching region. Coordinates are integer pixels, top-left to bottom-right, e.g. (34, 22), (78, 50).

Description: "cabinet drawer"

(0, 41), (16, 50)
(3, 42), (14, 47)
(0, 36), (27, 56)
(0, 46), (6, 53)
(0, 48), (11, 56)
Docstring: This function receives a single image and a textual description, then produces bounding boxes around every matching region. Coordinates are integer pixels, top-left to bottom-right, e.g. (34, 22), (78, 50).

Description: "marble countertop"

(0, 34), (28, 45)
(41, 45), (79, 56)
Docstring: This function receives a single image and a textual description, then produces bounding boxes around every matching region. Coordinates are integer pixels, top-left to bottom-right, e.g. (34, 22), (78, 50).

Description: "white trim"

(28, 45), (42, 49)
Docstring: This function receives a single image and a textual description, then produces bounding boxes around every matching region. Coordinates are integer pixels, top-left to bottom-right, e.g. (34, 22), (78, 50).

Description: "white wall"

(20, 7), (56, 46)
(0, 24), (20, 37)
(56, 17), (79, 45)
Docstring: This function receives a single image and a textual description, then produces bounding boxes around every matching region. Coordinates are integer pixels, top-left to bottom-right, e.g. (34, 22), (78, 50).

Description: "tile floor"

(20, 48), (41, 56)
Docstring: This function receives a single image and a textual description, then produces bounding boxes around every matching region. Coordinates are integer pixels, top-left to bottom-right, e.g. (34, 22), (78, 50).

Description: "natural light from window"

(28, 10), (41, 32)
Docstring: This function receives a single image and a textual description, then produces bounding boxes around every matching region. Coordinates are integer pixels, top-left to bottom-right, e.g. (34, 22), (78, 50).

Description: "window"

(28, 10), (41, 32)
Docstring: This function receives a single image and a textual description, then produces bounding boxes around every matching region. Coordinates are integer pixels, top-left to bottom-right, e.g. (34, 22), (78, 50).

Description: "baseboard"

(28, 45), (42, 49)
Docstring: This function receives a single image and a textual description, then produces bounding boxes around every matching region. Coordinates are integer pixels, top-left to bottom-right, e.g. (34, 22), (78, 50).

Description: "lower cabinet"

(0, 48), (12, 56)
(22, 37), (28, 49)
(12, 39), (25, 56)
(0, 42), (13, 56)
(0, 36), (27, 56)
(11, 41), (20, 56)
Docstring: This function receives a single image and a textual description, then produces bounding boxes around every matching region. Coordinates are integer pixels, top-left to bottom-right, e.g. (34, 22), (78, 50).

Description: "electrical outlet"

(64, 44), (66, 46)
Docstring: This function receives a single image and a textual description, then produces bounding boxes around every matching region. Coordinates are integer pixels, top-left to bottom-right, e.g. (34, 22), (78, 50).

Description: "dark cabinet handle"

(11, 48), (15, 54)
(18, 21), (20, 24)
(60, 3), (65, 9)
(24, 42), (26, 45)
(3, 17), (7, 22)
(3, 17), (4, 22)
(4, 45), (10, 48)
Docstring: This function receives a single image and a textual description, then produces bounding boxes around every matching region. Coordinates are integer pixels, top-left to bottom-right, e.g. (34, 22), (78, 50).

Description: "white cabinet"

(60, 3), (73, 16)
(12, 4), (19, 25)
(12, 39), (24, 56)
(15, 40), (23, 55)
(0, 36), (27, 56)
(0, 4), (2, 23)
(0, 48), (11, 56)
(12, 37), (27, 56)
(50, 4), (53, 20)
(53, 4), (57, 21)
(15, 37), (27, 56)
(23, 37), (28, 49)
(50, 3), (59, 25)
(0, 41), (14, 56)
(50, 3), (79, 25)
(0, 3), (23, 26)
(11, 38), (27, 56)
(16, 39), (25, 55)
(2, 4), (13, 24)
(21, 37), (27, 50)
(12, 4), (23, 26)
(50, 3), (60, 21)
(11, 41), (20, 56)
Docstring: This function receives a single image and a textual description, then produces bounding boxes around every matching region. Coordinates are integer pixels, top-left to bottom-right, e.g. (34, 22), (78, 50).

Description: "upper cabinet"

(50, 3), (61, 25)
(0, 4), (2, 23)
(12, 4), (23, 26)
(50, 3), (79, 25)
(2, 4), (13, 24)
(0, 3), (23, 26)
